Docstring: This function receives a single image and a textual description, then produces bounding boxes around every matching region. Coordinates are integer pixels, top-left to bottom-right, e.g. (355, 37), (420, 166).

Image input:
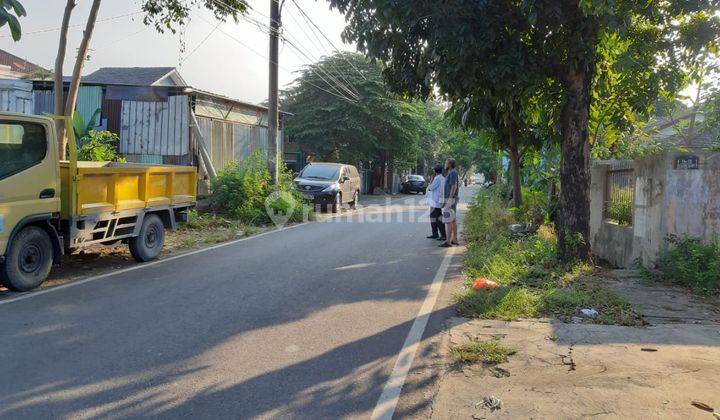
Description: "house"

(28, 66), (288, 181)
(645, 108), (720, 151)
(0, 49), (47, 79)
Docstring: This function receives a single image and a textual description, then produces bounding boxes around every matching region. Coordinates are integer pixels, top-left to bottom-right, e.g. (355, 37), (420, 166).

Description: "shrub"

(657, 235), (720, 295)
(210, 151), (310, 225)
(511, 187), (548, 227)
(76, 130), (124, 162)
(606, 198), (633, 226)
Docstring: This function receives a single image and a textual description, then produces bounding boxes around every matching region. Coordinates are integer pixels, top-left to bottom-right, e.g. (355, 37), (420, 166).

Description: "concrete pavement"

(0, 188), (476, 419)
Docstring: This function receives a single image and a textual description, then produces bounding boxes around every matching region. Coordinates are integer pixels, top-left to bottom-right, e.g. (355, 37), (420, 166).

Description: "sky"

(0, 0), (356, 104)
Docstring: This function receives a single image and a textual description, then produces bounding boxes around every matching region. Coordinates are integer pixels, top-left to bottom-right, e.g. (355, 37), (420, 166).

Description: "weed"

(451, 338), (517, 364)
(456, 287), (542, 320)
(656, 235), (720, 295)
(458, 188), (642, 325)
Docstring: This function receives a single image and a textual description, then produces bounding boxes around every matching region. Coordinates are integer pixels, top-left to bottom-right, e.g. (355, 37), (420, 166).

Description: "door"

(0, 117), (59, 255)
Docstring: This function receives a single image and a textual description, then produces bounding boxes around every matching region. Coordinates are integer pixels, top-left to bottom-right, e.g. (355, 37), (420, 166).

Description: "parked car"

(400, 174), (427, 194)
(295, 162), (361, 213)
(0, 113), (197, 291)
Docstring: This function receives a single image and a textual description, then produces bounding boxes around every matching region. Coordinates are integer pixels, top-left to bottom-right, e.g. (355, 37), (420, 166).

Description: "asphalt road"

(0, 187), (475, 419)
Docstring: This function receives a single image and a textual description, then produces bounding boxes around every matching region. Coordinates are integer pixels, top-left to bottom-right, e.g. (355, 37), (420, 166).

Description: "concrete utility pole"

(269, 0), (282, 182)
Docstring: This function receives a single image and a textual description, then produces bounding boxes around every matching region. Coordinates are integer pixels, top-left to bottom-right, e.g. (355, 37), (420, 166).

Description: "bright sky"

(0, 0), (355, 104)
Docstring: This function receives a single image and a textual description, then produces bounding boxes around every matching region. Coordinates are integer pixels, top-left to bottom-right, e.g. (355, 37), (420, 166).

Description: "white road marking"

(0, 222), (310, 306)
(371, 245), (457, 420)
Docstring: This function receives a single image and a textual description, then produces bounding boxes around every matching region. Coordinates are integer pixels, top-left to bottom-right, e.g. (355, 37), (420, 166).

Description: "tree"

(0, 0), (25, 40)
(282, 52), (424, 177)
(54, 0), (248, 159)
(328, 0), (720, 260)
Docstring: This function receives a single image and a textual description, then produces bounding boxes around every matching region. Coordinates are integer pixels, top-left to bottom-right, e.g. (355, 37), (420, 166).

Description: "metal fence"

(604, 168), (635, 226)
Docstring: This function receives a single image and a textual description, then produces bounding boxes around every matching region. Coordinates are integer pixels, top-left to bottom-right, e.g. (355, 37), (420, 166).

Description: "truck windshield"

(0, 121), (47, 181)
(300, 165), (340, 180)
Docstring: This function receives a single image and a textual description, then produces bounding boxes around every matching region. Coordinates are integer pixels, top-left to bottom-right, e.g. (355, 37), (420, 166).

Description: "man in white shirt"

(426, 164), (446, 240)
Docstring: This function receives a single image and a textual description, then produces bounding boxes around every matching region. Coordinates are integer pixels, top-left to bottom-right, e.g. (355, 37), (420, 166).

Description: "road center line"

(371, 245), (457, 420)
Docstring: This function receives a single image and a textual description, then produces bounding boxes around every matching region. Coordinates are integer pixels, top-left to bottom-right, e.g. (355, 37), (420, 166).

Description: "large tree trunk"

(507, 121), (522, 207)
(54, 0), (76, 159)
(557, 66), (593, 261)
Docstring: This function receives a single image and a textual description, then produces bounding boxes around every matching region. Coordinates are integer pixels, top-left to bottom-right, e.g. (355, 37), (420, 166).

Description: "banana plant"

(72, 108), (101, 145)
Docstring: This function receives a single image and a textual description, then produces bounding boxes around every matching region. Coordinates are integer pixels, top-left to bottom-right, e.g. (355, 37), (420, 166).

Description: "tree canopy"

(282, 52), (425, 170)
(0, 0), (25, 41)
(329, 0), (720, 260)
(141, 0), (247, 33)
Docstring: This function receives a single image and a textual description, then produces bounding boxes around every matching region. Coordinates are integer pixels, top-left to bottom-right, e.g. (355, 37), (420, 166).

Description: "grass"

(457, 189), (643, 326)
(451, 338), (517, 364)
(654, 235), (720, 295)
(167, 210), (250, 250)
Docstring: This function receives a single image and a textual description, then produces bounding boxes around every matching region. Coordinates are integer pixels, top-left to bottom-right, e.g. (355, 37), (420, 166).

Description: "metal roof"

(83, 67), (182, 86)
(0, 49), (46, 74)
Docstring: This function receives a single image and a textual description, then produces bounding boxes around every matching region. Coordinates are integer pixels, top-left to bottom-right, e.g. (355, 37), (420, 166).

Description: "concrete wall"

(590, 151), (720, 268)
(664, 152), (720, 242)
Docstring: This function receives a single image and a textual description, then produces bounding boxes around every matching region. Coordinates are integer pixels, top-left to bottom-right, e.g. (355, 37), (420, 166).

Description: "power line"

(289, 0), (367, 81)
(194, 13), (357, 103)
(180, 20), (221, 65)
(283, 6), (360, 96)
(282, 36), (359, 99)
(0, 10), (143, 38)
(204, 0), (359, 101)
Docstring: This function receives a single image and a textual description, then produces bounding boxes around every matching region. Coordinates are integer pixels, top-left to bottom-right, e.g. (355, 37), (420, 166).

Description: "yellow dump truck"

(0, 113), (197, 291)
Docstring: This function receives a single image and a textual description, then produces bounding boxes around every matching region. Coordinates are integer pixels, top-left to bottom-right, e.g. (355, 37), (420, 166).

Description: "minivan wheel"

(331, 193), (342, 213)
(350, 191), (359, 209)
(1, 226), (54, 292)
(129, 214), (165, 262)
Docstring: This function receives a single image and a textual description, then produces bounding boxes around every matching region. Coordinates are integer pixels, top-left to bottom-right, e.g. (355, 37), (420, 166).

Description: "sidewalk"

(432, 270), (720, 419)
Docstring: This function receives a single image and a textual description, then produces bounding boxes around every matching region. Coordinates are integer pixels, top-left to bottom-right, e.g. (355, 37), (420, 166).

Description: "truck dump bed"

(59, 161), (197, 218)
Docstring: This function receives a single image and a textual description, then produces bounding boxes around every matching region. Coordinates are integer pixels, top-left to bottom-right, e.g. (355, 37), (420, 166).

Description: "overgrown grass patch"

(451, 338), (517, 364)
(654, 235), (720, 295)
(544, 285), (642, 326)
(458, 189), (643, 325)
(456, 287), (542, 320)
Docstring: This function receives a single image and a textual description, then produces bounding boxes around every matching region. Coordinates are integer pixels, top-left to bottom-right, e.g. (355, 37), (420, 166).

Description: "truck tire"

(0, 226), (54, 291)
(129, 214), (165, 262)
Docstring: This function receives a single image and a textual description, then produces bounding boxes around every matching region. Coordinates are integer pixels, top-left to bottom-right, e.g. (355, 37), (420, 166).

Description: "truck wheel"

(0, 226), (53, 292)
(129, 214), (165, 262)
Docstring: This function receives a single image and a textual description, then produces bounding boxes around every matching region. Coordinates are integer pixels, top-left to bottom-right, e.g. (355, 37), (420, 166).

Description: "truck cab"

(0, 113), (196, 292)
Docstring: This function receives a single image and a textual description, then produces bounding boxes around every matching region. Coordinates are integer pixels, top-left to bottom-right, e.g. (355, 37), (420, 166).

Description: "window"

(0, 121), (47, 180)
(300, 164), (340, 180)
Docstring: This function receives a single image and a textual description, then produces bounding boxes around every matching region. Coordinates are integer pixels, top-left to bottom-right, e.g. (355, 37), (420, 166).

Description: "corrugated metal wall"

(0, 80), (33, 114)
(119, 95), (189, 156)
(196, 115), (269, 172)
(32, 86), (102, 124)
(76, 86), (102, 123)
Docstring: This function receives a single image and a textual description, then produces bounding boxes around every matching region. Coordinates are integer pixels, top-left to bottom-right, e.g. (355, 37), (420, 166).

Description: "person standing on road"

(426, 164), (446, 241)
(440, 158), (459, 247)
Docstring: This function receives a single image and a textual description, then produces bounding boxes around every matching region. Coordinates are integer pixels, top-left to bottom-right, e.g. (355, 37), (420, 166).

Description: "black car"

(400, 174), (427, 194)
(294, 162), (361, 213)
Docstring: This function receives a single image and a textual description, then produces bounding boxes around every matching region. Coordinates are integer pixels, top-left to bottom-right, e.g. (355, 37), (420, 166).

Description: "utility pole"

(268, 0), (282, 182)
